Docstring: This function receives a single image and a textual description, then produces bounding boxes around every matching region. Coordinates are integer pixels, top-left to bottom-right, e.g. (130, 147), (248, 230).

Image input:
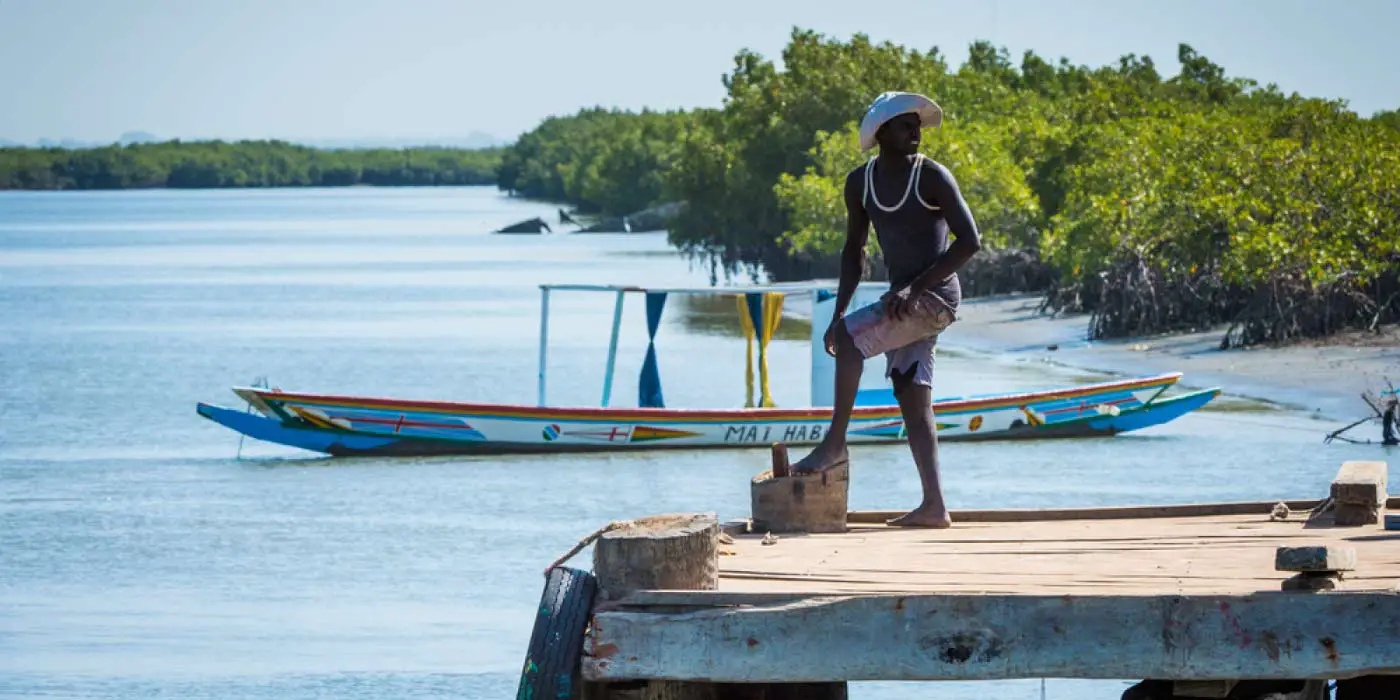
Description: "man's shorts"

(842, 288), (957, 389)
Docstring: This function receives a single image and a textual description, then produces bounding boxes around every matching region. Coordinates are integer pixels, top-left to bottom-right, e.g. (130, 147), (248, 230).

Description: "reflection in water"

(673, 292), (813, 341)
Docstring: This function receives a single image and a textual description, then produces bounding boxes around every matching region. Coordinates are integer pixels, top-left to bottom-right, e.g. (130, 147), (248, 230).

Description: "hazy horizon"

(2, 0), (1398, 147)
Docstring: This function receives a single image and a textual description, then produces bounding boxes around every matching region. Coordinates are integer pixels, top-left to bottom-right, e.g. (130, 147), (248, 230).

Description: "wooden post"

(1331, 460), (1388, 526)
(750, 445), (848, 534)
(770, 443), (790, 479)
(587, 513), (719, 700)
(746, 448), (849, 699)
(592, 513), (719, 601)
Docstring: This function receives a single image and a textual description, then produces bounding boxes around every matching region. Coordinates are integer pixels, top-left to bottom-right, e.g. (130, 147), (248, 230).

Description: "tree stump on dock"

(587, 513), (719, 700)
(592, 513), (719, 602)
(750, 445), (849, 534)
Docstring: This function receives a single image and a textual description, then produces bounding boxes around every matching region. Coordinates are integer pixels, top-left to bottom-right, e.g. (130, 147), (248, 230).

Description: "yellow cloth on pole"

(736, 293), (784, 408)
(735, 295), (757, 408)
(758, 292), (783, 407)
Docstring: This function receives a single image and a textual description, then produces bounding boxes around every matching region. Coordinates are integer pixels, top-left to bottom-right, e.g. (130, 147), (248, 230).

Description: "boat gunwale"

(232, 372), (1185, 421)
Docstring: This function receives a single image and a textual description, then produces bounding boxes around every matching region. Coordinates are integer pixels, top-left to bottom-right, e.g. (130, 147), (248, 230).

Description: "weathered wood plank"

(709, 506), (1400, 597)
(1275, 546), (1356, 572)
(741, 496), (1400, 527)
(584, 592), (1400, 682)
(846, 500), (1330, 524)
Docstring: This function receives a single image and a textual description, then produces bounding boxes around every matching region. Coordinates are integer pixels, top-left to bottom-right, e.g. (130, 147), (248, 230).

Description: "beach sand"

(942, 294), (1399, 424)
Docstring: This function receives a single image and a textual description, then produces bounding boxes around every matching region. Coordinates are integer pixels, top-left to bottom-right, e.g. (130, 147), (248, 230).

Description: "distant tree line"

(0, 140), (502, 190)
(495, 107), (694, 216)
(495, 30), (1400, 347)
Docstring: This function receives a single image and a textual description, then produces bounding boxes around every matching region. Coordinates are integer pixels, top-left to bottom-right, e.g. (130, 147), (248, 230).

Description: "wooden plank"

(611, 591), (813, 609)
(712, 512), (1400, 597)
(839, 496), (1400, 525)
(584, 592), (1400, 683)
(846, 500), (1328, 524)
(1276, 546), (1356, 572)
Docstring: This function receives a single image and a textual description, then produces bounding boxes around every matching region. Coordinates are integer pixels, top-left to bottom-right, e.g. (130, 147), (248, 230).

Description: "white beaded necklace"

(863, 153), (940, 213)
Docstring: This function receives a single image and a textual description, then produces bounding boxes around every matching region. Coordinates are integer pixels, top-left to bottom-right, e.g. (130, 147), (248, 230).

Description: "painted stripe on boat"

(238, 374), (1181, 423)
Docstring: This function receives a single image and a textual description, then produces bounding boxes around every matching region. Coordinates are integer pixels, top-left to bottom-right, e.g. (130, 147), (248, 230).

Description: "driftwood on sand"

(1324, 380), (1399, 445)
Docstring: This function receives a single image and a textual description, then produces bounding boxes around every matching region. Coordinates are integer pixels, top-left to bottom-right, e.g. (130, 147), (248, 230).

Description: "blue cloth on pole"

(744, 293), (764, 339)
(639, 292), (668, 407)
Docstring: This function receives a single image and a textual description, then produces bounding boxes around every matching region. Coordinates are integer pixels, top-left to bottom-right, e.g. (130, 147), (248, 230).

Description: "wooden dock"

(522, 461), (1400, 699)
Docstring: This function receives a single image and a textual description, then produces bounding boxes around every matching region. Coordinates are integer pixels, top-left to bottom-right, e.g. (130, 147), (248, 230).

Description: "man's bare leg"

(790, 321), (862, 473)
(886, 372), (951, 528)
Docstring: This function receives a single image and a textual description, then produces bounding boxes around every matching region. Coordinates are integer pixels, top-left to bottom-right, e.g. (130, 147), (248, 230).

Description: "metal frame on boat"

(196, 281), (1221, 457)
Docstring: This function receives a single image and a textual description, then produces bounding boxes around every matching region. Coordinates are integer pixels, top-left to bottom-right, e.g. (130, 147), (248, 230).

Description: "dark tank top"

(861, 154), (965, 308)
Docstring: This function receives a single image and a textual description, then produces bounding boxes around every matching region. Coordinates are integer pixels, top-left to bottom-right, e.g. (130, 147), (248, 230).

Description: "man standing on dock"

(790, 91), (982, 528)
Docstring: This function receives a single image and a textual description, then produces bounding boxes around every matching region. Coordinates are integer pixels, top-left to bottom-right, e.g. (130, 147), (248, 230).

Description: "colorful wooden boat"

(196, 282), (1221, 457)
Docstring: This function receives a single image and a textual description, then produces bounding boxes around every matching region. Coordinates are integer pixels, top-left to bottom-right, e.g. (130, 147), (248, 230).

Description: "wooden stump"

(593, 513), (719, 602)
(742, 450), (853, 700)
(587, 513), (719, 700)
(750, 446), (849, 534)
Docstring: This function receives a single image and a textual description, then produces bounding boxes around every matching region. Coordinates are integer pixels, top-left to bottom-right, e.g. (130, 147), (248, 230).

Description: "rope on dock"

(544, 519), (634, 576)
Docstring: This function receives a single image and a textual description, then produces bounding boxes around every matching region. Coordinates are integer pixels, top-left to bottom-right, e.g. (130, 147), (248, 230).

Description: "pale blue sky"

(1, 0), (1396, 145)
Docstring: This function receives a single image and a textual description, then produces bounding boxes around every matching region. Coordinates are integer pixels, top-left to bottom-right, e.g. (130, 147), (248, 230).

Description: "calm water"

(0, 187), (1386, 700)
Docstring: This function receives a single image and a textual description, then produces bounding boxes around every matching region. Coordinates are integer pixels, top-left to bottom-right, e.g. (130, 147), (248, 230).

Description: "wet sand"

(941, 294), (1399, 423)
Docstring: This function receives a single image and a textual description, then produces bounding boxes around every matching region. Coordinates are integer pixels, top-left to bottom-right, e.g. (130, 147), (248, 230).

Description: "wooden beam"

(1276, 546), (1356, 573)
(584, 592), (1400, 683)
(846, 499), (1331, 524)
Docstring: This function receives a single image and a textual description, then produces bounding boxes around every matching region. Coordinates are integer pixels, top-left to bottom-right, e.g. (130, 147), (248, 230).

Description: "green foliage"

(666, 30), (954, 279)
(776, 119), (1041, 262)
(1369, 108), (1400, 132)
(495, 107), (695, 216)
(497, 30), (1398, 343)
(0, 141), (502, 190)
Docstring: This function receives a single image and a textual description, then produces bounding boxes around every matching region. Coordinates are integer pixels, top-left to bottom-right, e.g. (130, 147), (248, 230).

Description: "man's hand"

(824, 317), (842, 357)
(882, 288), (919, 322)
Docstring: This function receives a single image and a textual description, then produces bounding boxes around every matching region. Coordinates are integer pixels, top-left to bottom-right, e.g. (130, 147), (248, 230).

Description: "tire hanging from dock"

(517, 566), (598, 700)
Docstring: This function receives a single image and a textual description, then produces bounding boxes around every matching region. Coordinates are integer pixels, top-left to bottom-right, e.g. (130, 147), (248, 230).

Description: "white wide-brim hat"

(858, 91), (942, 151)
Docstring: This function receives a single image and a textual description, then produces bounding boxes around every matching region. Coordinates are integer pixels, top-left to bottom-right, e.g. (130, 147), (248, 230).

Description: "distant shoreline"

(0, 181), (498, 193)
(1, 140), (502, 190)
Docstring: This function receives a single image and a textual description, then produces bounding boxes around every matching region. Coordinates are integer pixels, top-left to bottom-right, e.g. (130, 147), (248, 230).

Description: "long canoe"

(196, 373), (1219, 457)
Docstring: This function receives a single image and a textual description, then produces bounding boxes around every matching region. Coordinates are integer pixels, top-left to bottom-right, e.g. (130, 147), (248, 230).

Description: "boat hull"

(198, 374), (1220, 458)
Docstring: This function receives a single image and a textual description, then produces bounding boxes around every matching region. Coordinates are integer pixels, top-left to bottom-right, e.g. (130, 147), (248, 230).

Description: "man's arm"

(907, 159), (981, 295)
(831, 166), (871, 321)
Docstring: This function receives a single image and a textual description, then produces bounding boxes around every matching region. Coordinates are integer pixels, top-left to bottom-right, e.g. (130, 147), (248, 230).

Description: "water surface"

(1, 187), (1384, 700)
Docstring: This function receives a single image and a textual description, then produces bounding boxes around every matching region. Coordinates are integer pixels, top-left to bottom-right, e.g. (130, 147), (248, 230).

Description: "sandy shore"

(941, 294), (1399, 423)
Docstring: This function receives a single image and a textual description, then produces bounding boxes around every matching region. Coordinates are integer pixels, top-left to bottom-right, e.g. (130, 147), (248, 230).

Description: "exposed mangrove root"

(1042, 252), (1400, 349)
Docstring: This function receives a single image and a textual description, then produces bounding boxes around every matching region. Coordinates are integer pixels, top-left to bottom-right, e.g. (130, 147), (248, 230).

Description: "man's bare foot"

(789, 443), (849, 474)
(886, 506), (952, 528)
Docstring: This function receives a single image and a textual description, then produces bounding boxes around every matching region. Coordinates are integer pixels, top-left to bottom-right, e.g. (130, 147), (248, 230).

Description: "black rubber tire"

(517, 566), (599, 700)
